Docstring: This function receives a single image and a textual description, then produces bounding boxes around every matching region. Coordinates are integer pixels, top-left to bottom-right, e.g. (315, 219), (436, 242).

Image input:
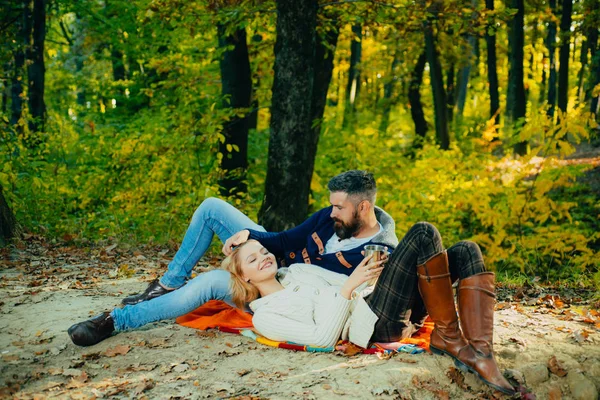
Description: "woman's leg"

(159, 197), (266, 290)
(113, 270), (233, 331)
(365, 222), (444, 342)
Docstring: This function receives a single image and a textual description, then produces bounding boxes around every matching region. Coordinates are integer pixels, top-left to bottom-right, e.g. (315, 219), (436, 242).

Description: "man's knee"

(408, 221), (441, 242)
(456, 240), (483, 258)
(181, 269), (232, 302)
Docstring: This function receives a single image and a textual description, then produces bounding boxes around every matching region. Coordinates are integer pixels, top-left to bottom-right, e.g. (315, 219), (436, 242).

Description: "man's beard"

(333, 209), (363, 240)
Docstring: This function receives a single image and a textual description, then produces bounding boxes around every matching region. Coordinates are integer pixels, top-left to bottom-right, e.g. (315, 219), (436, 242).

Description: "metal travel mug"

(363, 244), (389, 286)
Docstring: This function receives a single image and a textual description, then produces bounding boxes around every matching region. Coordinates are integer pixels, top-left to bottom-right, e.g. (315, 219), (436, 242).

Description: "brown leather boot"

(416, 252), (467, 360)
(456, 272), (516, 395)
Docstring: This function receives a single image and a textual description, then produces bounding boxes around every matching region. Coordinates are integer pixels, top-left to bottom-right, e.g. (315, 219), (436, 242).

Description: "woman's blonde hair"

(220, 241), (260, 309)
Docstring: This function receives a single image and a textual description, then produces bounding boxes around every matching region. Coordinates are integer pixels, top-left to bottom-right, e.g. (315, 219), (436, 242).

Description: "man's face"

(329, 192), (363, 240)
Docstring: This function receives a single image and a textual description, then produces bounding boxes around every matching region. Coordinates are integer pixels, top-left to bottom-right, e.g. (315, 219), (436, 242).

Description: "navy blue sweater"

(248, 206), (398, 276)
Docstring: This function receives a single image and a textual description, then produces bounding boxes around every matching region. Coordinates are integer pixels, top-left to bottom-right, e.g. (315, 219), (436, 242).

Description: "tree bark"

(546, 0), (558, 118)
(408, 51), (428, 146)
(258, 0), (318, 231)
(111, 49), (126, 81)
(310, 19), (339, 151)
(27, 0), (45, 133)
(424, 10), (450, 150)
(589, 27), (599, 117)
(485, 0), (500, 126)
(217, 24), (252, 196)
(379, 50), (400, 134)
(507, 0), (527, 155)
(11, 0), (31, 128)
(557, 0), (572, 116)
(446, 64), (455, 123)
(577, 39), (588, 102)
(342, 24), (362, 129)
(0, 185), (17, 247)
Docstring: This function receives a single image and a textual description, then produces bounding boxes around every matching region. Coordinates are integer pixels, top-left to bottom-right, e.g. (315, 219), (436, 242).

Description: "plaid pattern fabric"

(365, 222), (485, 342)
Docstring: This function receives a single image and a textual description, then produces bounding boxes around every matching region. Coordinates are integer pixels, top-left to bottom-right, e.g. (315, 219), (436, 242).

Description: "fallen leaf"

(547, 356), (567, 377)
(412, 375), (449, 400)
(2, 355), (19, 362)
(104, 345), (131, 357)
(134, 379), (155, 395)
(548, 385), (562, 400)
(322, 384), (332, 390)
(237, 369), (251, 377)
(446, 367), (469, 390)
(339, 342), (363, 356)
(82, 352), (101, 360)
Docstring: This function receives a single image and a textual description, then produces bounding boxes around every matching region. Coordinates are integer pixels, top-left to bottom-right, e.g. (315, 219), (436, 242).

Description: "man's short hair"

(327, 170), (377, 205)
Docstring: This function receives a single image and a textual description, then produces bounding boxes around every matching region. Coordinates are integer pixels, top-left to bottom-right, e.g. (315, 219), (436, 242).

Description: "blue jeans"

(111, 197), (265, 331)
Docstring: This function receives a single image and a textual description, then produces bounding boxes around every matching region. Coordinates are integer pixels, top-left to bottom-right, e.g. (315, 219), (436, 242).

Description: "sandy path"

(1, 247), (599, 399)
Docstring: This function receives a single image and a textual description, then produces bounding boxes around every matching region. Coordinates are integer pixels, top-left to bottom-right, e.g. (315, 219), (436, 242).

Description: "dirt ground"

(1, 240), (599, 400)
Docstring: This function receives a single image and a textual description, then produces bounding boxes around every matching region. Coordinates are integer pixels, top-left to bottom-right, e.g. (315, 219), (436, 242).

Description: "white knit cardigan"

(249, 264), (379, 348)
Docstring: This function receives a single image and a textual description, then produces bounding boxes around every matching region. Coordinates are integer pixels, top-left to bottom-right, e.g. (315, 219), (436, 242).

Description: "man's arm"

(246, 207), (332, 256)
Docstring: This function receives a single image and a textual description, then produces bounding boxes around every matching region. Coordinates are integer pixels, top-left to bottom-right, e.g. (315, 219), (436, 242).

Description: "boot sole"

(431, 345), (516, 396)
(454, 359), (516, 396)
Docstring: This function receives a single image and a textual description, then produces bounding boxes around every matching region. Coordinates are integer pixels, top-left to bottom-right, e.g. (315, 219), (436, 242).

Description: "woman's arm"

(252, 288), (351, 348)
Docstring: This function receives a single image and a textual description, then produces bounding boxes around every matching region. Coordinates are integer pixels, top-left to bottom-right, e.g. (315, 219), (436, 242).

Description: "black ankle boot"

(121, 279), (173, 305)
(68, 312), (115, 346)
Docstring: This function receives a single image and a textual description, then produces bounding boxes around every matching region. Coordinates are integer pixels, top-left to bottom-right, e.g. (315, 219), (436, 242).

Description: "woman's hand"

(340, 254), (386, 299)
(222, 229), (250, 256)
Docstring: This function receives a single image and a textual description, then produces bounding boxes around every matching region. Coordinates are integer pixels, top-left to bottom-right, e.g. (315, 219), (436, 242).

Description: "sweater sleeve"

(247, 207), (331, 256)
(252, 288), (351, 348)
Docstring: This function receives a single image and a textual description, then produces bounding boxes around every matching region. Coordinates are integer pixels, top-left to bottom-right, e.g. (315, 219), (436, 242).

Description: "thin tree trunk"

(27, 0), (45, 133)
(310, 19), (339, 152)
(0, 185), (17, 247)
(589, 27), (599, 117)
(342, 24), (362, 129)
(557, 0), (572, 116)
(446, 64), (455, 123)
(379, 50), (400, 133)
(456, 0), (477, 119)
(547, 0), (558, 118)
(111, 49), (126, 81)
(217, 24), (252, 196)
(408, 51), (428, 146)
(577, 40), (588, 102)
(258, 0), (318, 231)
(424, 8), (450, 150)
(11, 0), (31, 128)
(507, 0), (527, 155)
(485, 0), (500, 126)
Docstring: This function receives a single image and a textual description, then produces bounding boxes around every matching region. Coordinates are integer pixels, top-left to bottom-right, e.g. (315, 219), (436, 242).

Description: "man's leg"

(365, 222), (444, 342)
(122, 197), (265, 305)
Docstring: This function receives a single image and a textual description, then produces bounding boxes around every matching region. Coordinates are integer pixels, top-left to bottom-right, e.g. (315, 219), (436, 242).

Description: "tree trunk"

(11, 0), (31, 127)
(310, 19), (339, 151)
(446, 64), (455, 123)
(0, 185), (17, 247)
(589, 27), (599, 117)
(27, 0), (45, 133)
(217, 24), (252, 197)
(547, 0), (558, 118)
(485, 0), (500, 126)
(342, 24), (362, 130)
(258, 0), (318, 231)
(379, 50), (400, 133)
(424, 11), (450, 150)
(456, 0), (477, 119)
(577, 40), (588, 102)
(111, 49), (126, 81)
(408, 51), (428, 146)
(557, 0), (572, 116)
(507, 0), (527, 156)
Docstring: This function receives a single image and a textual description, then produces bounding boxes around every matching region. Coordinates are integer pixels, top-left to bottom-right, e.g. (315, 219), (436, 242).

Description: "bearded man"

(121, 170), (398, 305)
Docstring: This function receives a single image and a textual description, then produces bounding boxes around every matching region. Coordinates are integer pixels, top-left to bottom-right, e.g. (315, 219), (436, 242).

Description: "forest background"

(1, 0), (599, 288)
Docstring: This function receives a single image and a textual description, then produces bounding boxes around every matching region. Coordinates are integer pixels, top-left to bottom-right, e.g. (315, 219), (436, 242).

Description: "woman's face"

(238, 240), (277, 284)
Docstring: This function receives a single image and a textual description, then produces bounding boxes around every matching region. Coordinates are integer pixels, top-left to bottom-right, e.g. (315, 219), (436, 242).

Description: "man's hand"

(340, 254), (386, 299)
(222, 230), (251, 256)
